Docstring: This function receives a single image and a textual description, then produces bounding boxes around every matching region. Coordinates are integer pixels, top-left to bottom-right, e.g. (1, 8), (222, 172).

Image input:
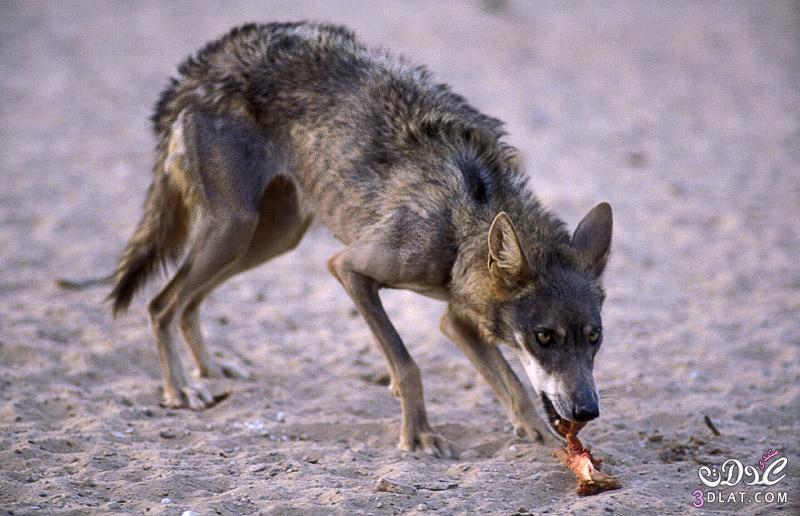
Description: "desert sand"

(1, 1), (798, 514)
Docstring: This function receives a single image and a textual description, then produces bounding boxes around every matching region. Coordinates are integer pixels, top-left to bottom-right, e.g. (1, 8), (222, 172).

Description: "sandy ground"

(1, 1), (799, 514)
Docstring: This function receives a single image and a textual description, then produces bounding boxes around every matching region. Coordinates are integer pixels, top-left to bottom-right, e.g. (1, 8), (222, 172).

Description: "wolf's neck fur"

(448, 172), (573, 308)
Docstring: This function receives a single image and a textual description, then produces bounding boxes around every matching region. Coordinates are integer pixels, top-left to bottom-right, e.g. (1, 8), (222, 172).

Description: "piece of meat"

(553, 420), (621, 496)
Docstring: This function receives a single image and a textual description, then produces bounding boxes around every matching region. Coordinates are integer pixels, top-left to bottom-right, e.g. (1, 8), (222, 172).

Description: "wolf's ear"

(571, 202), (613, 277)
(488, 212), (532, 287)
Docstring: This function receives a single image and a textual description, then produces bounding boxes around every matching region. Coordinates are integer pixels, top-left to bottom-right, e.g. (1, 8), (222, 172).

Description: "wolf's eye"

(588, 329), (601, 343)
(535, 331), (553, 346)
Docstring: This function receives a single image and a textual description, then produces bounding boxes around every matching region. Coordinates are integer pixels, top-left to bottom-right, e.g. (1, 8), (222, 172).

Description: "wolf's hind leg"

(148, 213), (258, 409)
(179, 176), (311, 380)
(179, 303), (249, 380)
(148, 109), (277, 408)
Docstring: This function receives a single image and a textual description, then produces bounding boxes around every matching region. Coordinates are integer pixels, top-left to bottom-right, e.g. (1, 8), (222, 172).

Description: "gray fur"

(110, 22), (613, 456)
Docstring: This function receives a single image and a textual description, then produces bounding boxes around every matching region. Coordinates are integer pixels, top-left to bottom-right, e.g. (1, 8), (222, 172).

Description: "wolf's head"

(468, 203), (613, 432)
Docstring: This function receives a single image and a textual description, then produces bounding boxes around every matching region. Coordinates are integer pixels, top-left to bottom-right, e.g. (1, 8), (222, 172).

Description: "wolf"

(109, 22), (613, 457)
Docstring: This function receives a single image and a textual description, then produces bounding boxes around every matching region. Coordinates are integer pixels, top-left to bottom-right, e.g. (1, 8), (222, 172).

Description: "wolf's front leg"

(327, 246), (456, 458)
(440, 310), (563, 447)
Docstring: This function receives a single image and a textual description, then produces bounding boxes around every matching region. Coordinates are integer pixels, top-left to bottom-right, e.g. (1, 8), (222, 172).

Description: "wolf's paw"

(399, 430), (458, 459)
(161, 383), (216, 410)
(196, 359), (250, 380)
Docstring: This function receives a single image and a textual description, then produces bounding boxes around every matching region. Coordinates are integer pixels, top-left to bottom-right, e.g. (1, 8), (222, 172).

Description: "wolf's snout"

(569, 386), (600, 422)
(572, 402), (599, 422)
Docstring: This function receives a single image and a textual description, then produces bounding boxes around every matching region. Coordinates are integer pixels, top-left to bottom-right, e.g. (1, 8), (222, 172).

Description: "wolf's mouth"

(541, 392), (568, 434)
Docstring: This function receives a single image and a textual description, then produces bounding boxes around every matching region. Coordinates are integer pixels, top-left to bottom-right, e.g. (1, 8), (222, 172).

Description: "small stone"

(182, 511), (197, 516)
(249, 463), (269, 473)
(275, 411), (286, 423)
(376, 477), (417, 495)
(159, 430), (177, 439)
(161, 497), (172, 505)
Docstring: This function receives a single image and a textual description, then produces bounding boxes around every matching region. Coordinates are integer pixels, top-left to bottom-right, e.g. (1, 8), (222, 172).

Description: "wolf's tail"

(108, 163), (191, 316)
(109, 73), (197, 317)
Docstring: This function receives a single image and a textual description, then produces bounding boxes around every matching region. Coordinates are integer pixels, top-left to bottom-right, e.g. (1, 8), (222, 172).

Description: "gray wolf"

(109, 22), (613, 457)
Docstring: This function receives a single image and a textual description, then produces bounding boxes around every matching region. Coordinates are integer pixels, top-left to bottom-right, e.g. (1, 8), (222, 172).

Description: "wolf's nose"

(573, 404), (599, 422)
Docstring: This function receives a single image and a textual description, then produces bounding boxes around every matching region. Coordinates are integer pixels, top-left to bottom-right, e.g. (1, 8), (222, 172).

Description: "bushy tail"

(108, 171), (190, 316)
